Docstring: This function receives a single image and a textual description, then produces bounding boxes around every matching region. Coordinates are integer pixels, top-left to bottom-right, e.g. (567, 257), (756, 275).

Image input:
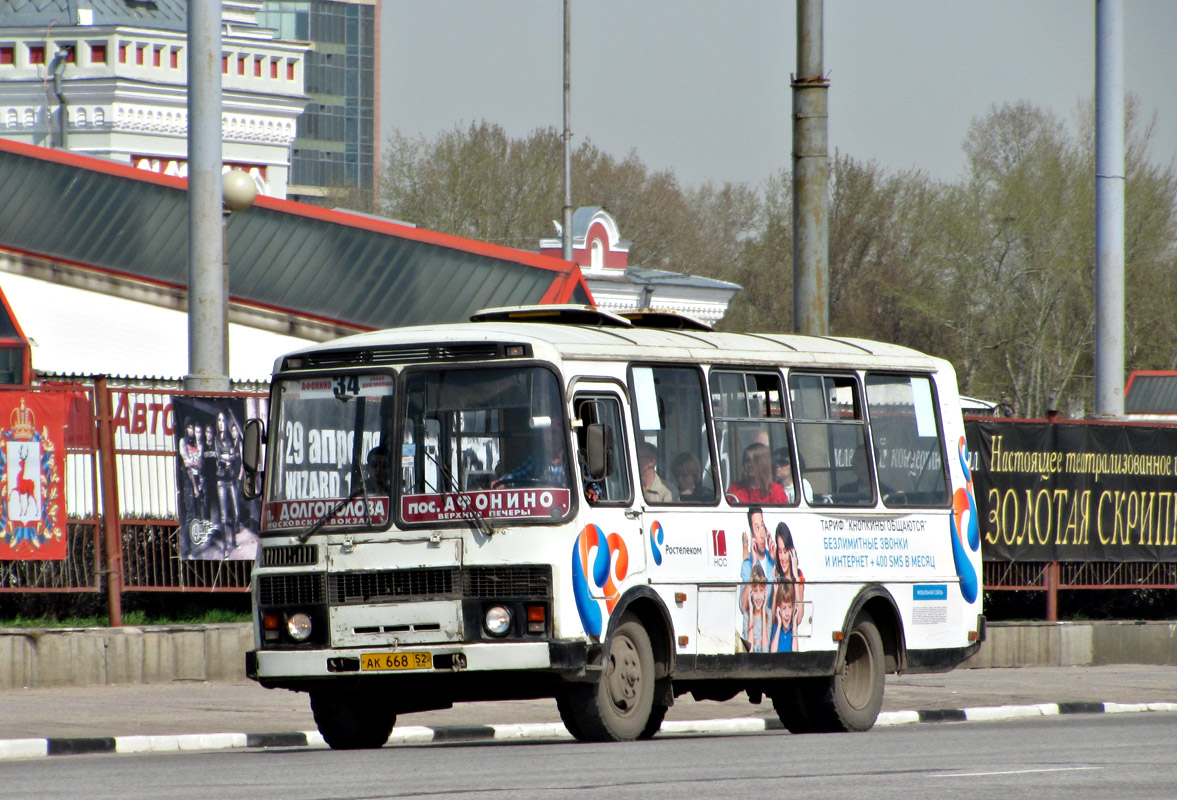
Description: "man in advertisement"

(178, 420), (202, 524)
(215, 411), (241, 553)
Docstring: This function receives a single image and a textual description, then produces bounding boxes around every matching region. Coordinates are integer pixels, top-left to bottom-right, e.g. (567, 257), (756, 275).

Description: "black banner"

(966, 420), (1177, 562)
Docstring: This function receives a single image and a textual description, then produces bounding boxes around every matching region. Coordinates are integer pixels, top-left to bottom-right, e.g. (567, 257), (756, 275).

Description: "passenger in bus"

(492, 427), (569, 490)
(726, 442), (788, 505)
(571, 440), (603, 504)
(583, 482), (600, 504)
(773, 448), (814, 504)
(836, 445), (874, 502)
(637, 441), (673, 503)
(671, 451), (712, 501)
(364, 444), (391, 493)
(742, 564), (772, 653)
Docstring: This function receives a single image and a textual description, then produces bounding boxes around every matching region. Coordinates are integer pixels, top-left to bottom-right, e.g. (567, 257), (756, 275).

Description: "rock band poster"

(173, 395), (266, 560)
(966, 420), (1177, 562)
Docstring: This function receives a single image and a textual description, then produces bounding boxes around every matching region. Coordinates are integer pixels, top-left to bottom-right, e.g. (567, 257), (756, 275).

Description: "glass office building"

(258, 0), (377, 199)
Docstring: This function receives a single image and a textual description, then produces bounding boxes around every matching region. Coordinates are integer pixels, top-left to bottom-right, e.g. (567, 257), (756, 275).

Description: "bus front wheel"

(310, 689), (396, 750)
(559, 614), (656, 742)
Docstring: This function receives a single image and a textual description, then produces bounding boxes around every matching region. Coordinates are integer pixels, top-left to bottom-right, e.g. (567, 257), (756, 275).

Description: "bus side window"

(630, 366), (715, 505)
(711, 369), (793, 506)
(790, 373), (873, 506)
(574, 395), (632, 505)
(865, 373), (950, 507)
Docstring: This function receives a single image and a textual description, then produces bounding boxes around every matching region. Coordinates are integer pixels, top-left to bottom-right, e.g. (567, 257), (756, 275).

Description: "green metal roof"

(0, 138), (590, 332)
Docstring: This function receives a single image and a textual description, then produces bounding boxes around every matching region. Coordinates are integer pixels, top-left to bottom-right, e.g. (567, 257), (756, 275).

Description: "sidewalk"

(1, 664), (1175, 747)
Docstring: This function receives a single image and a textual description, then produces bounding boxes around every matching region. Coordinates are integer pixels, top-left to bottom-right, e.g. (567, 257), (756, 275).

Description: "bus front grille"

(324, 565), (553, 605)
(464, 566), (552, 598)
(329, 567), (458, 604)
(258, 573), (325, 605)
(262, 544), (318, 567)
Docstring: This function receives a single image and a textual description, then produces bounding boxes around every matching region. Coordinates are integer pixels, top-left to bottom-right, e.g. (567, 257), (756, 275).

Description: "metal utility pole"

(792, 0), (829, 336)
(561, 0), (573, 262)
(185, 0), (228, 392)
(1094, 0), (1125, 418)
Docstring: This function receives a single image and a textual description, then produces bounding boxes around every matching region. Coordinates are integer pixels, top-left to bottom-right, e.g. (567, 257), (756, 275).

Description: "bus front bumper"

(247, 639), (590, 683)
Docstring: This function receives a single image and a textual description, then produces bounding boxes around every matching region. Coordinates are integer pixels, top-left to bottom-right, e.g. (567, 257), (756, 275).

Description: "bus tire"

(555, 690), (586, 740)
(638, 703), (668, 739)
(803, 615), (885, 733)
(563, 614), (655, 742)
(769, 677), (824, 734)
(310, 689), (396, 750)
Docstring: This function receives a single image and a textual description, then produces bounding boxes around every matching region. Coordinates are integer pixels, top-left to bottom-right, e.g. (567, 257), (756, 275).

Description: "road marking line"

(933, 766), (1101, 778)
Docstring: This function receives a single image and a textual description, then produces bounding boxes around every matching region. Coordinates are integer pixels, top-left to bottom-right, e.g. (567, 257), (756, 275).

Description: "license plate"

(360, 651), (433, 671)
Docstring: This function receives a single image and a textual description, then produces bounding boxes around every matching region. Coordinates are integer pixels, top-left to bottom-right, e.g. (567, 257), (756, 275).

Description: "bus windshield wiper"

(297, 482), (370, 543)
(425, 449), (496, 539)
(295, 393), (377, 543)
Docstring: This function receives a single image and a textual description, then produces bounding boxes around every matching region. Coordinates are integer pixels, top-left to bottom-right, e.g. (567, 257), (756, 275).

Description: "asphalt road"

(2, 710), (1175, 800)
(2, 664), (1175, 740)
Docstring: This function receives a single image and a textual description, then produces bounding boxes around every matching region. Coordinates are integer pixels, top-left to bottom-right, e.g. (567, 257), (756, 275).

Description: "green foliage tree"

(380, 122), (563, 248)
(713, 170), (792, 332)
(938, 99), (1177, 417)
(956, 101), (1095, 417)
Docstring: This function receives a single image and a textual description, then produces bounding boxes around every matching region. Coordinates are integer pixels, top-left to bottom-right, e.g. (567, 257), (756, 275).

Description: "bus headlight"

(286, 612), (313, 642)
(484, 605), (512, 636)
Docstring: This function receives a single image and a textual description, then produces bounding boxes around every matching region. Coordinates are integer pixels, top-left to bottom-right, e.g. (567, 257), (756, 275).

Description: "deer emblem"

(10, 444), (38, 519)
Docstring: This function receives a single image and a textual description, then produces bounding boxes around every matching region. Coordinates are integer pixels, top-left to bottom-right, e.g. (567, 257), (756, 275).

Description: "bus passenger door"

(572, 389), (645, 611)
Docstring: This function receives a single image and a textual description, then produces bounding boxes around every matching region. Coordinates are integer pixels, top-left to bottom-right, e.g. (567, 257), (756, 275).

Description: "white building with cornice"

(540, 206), (741, 328)
(0, 0), (306, 198)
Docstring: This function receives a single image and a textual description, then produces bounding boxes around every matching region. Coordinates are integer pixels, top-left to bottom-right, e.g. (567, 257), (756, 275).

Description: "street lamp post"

(218, 169), (258, 381)
(185, 0), (225, 392)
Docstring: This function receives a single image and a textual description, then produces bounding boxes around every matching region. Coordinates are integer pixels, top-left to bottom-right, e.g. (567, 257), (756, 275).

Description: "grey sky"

(381, 1), (1177, 188)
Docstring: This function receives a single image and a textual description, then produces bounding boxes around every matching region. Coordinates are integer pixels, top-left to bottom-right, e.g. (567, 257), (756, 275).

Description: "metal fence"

(4, 382), (1175, 623)
(0, 378), (265, 606)
(985, 560), (1177, 591)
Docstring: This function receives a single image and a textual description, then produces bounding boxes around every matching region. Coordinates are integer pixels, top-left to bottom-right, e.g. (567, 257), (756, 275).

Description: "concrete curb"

(4, 700), (1176, 760)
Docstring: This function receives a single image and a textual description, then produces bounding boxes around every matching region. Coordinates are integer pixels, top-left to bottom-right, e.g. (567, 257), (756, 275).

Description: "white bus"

(242, 306), (984, 748)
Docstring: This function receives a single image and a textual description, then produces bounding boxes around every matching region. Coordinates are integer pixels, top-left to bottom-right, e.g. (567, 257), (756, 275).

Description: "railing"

(0, 378), (265, 621)
(984, 560), (1177, 620)
(5, 382), (1177, 626)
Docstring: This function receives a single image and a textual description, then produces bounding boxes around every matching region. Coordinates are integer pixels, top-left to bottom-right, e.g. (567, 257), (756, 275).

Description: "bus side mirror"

(585, 423), (612, 480)
(241, 418), (265, 500)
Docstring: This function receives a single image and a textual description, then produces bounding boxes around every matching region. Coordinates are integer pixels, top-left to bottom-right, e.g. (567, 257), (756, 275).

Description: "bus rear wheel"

(772, 615), (885, 733)
(769, 677), (824, 734)
(559, 615), (655, 742)
(310, 689), (396, 750)
(829, 615), (885, 730)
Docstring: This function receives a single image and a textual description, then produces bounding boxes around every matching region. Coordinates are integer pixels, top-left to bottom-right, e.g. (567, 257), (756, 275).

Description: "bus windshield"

(400, 365), (573, 525)
(261, 374), (395, 533)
